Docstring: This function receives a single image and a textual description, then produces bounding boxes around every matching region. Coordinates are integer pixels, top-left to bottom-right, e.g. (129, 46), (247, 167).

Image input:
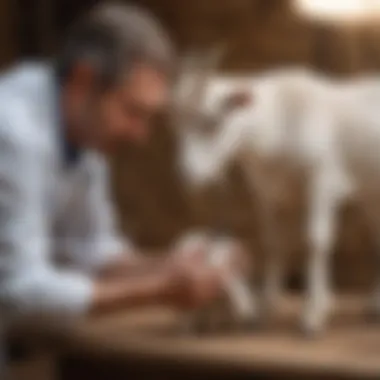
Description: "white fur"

(173, 231), (256, 332)
(175, 67), (380, 335)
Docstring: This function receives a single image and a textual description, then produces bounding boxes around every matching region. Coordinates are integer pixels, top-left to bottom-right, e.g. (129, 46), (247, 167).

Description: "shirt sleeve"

(57, 154), (133, 274)
(0, 114), (93, 320)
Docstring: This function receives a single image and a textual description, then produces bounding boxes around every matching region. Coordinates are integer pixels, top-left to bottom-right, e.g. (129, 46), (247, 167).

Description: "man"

(0, 2), (238, 330)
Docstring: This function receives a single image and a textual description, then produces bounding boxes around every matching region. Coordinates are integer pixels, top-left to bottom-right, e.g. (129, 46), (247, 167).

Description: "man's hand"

(166, 232), (253, 310)
(211, 239), (253, 277)
(163, 259), (224, 310)
(90, 233), (251, 316)
(171, 231), (252, 281)
(90, 256), (225, 315)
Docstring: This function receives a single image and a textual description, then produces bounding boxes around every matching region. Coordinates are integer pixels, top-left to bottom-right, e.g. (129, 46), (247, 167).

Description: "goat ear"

(222, 90), (253, 112)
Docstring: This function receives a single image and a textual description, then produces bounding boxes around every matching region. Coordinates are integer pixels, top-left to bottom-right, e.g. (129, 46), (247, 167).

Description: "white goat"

(172, 52), (380, 335)
(172, 231), (256, 333)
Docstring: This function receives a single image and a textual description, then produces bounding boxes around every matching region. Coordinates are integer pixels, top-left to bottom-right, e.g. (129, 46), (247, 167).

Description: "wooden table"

(12, 295), (380, 380)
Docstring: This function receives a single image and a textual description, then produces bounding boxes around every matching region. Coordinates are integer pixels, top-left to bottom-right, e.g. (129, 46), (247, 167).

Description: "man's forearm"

(89, 268), (173, 315)
(97, 251), (171, 279)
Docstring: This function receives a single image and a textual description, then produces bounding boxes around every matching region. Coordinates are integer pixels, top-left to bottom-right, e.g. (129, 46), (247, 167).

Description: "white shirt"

(0, 62), (131, 321)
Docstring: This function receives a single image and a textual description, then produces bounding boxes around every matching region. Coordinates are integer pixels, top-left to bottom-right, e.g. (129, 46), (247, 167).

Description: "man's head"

(57, 2), (174, 153)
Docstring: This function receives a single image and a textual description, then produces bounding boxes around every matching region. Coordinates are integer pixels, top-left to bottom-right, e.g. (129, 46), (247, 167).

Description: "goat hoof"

(300, 295), (331, 338)
(299, 325), (322, 339)
(299, 317), (325, 339)
(300, 310), (327, 339)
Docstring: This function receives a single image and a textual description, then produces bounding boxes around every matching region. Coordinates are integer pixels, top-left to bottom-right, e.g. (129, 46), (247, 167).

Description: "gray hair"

(56, 2), (175, 87)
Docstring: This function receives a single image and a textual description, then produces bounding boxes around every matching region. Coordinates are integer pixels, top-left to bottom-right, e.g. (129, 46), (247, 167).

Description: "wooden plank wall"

(0, 0), (17, 67)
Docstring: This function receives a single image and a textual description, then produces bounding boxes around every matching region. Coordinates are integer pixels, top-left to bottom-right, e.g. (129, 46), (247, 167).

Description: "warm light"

(295, 0), (380, 23)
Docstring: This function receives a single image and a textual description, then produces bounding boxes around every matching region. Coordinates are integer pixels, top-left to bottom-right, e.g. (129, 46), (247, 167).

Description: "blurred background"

(3, 0), (380, 292)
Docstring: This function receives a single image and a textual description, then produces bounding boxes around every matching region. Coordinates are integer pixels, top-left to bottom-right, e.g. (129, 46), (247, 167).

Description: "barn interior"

(4, 0), (380, 379)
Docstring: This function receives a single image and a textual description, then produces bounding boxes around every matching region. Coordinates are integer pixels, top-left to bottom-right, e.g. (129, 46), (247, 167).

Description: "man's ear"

(222, 90), (253, 113)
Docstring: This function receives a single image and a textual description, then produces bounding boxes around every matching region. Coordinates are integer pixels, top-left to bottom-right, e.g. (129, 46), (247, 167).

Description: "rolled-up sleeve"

(57, 154), (133, 274)
(0, 115), (93, 319)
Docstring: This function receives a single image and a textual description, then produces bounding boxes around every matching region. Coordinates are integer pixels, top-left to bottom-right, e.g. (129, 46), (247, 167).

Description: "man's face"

(85, 62), (169, 152)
